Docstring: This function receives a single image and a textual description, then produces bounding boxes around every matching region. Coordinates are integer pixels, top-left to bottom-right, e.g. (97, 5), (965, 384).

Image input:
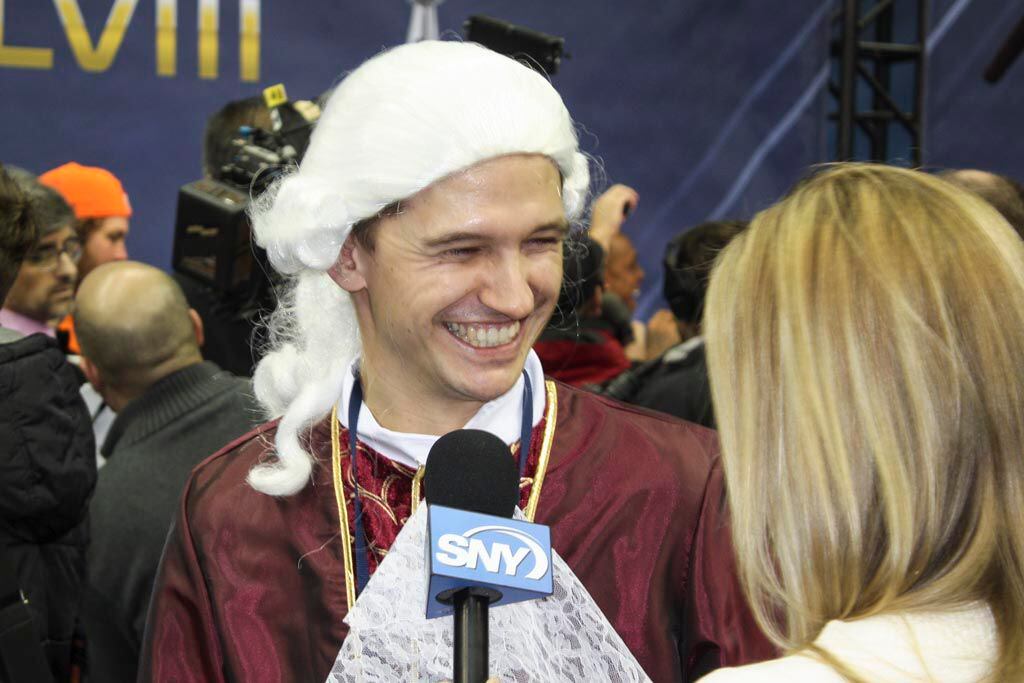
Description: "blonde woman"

(700, 164), (1024, 682)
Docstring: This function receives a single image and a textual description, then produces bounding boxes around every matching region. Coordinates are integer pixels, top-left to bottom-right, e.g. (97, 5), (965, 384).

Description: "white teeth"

(445, 321), (521, 348)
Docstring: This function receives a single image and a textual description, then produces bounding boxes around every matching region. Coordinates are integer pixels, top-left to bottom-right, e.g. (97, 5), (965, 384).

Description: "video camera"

(170, 85), (315, 375)
(172, 84), (314, 304)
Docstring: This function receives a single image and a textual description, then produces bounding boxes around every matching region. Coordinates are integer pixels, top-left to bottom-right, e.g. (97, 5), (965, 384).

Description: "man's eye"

(526, 237), (561, 248)
(28, 249), (57, 263)
(442, 247), (479, 258)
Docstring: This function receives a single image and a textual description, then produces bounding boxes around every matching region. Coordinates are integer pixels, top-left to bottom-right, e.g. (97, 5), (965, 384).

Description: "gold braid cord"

(524, 381), (558, 521)
(410, 466), (426, 515)
(330, 405), (357, 610)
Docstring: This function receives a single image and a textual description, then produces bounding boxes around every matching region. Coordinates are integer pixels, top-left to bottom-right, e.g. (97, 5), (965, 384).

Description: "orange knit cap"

(39, 162), (132, 220)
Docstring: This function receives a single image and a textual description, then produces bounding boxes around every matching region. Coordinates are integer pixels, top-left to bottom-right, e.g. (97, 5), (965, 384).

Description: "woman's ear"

(328, 233), (368, 293)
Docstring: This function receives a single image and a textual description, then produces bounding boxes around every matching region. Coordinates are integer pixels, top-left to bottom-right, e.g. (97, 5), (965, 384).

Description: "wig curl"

(248, 41), (590, 496)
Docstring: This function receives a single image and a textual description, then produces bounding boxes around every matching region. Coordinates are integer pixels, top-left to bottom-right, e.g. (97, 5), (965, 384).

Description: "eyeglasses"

(25, 237), (83, 271)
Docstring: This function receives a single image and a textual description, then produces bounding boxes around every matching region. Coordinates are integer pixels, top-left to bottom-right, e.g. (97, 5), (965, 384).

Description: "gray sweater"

(82, 361), (263, 682)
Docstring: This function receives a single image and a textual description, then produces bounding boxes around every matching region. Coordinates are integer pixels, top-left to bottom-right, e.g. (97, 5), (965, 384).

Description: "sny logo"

(435, 525), (549, 580)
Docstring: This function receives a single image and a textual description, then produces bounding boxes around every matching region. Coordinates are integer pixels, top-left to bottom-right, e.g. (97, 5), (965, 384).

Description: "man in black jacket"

(74, 261), (261, 682)
(604, 221), (747, 427)
(0, 163), (96, 683)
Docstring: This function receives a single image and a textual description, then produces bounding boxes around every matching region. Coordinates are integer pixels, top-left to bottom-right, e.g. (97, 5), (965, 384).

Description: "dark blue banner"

(1, 0), (1020, 317)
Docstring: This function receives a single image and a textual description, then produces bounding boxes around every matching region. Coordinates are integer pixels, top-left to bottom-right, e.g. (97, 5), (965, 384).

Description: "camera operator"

(174, 93), (319, 377)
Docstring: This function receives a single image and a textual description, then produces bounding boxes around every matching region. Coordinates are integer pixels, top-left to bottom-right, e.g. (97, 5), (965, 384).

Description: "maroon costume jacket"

(139, 381), (772, 682)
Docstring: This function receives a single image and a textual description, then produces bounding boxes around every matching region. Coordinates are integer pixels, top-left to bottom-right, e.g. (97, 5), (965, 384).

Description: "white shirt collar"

(337, 350), (547, 470)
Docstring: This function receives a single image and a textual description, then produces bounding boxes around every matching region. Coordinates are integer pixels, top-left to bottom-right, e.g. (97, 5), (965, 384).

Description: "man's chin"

(447, 363), (526, 404)
(49, 302), (74, 319)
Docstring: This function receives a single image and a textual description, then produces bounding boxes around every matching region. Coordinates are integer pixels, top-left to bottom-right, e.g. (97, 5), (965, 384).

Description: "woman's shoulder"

(702, 604), (997, 683)
(699, 655), (843, 682)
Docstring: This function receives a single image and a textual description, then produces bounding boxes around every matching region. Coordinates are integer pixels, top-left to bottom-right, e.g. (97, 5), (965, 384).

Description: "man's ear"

(80, 356), (104, 395)
(188, 308), (205, 349)
(327, 233), (368, 293)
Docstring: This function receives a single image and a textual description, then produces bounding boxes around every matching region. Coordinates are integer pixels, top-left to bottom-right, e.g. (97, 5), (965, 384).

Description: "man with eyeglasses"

(0, 163), (96, 682)
(0, 174), (82, 336)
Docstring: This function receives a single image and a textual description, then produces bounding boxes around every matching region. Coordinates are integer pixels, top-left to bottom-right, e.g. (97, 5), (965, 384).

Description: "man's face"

(78, 216), (129, 280)
(3, 225), (80, 324)
(337, 154), (567, 409)
(605, 233), (645, 311)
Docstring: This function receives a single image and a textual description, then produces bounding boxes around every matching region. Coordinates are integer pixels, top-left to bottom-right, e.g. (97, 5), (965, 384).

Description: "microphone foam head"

(424, 429), (519, 518)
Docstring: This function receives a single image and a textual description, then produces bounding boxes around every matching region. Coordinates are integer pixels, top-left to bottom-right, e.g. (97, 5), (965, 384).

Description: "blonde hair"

(704, 163), (1024, 680)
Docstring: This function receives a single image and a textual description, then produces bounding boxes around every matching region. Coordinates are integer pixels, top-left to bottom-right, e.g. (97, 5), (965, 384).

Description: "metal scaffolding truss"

(829, 0), (929, 164)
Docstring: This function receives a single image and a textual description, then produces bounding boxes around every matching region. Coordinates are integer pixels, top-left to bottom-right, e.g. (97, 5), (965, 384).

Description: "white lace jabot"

(328, 504), (650, 682)
(336, 350), (547, 470)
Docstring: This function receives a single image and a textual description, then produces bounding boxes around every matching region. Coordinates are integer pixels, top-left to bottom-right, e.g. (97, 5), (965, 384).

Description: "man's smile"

(444, 320), (522, 349)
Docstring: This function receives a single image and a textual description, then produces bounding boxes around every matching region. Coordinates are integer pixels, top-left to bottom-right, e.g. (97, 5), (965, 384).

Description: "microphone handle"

(453, 587), (490, 683)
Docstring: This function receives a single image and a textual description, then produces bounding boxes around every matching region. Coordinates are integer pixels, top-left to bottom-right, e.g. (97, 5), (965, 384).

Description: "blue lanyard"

(347, 370), (534, 597)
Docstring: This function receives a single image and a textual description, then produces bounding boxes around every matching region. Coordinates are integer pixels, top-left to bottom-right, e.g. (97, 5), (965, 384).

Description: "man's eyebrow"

(422, 231), (487, 248)
(531, 221), (571, 236)
(422, 221), (570, 248)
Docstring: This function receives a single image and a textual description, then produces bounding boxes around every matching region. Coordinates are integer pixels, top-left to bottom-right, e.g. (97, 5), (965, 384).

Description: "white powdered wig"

(248, 40), (590, 496)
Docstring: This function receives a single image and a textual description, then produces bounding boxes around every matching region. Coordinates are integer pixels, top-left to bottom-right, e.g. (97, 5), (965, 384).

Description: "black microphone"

(424, 430), (519, 683)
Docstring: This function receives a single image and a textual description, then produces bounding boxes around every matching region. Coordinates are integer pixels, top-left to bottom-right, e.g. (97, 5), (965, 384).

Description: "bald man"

(940, 169), (1024, 238)
(75, 261), (261, 682)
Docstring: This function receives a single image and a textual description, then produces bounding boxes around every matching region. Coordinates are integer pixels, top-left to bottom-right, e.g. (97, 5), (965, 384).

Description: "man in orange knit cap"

(39, 162), (132, 353)
(39, 162), (131, 282)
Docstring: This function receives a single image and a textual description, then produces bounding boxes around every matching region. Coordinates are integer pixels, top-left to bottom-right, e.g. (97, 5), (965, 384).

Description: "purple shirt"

(0, 308), (55, 338)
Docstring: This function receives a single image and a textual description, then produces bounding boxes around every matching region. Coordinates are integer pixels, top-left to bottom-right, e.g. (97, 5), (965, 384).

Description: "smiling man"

(142, 41), (771, 682)
(331, 153), (567, 434)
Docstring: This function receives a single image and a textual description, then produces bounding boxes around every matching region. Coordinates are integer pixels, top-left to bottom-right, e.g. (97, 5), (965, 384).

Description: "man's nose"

(480, 253), (534, 319)
(56, 251), (78, 281)
(114, 243), (128, 261)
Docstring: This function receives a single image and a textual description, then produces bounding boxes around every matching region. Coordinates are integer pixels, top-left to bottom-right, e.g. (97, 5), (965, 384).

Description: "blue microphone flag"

(425, 504), (554, 619)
